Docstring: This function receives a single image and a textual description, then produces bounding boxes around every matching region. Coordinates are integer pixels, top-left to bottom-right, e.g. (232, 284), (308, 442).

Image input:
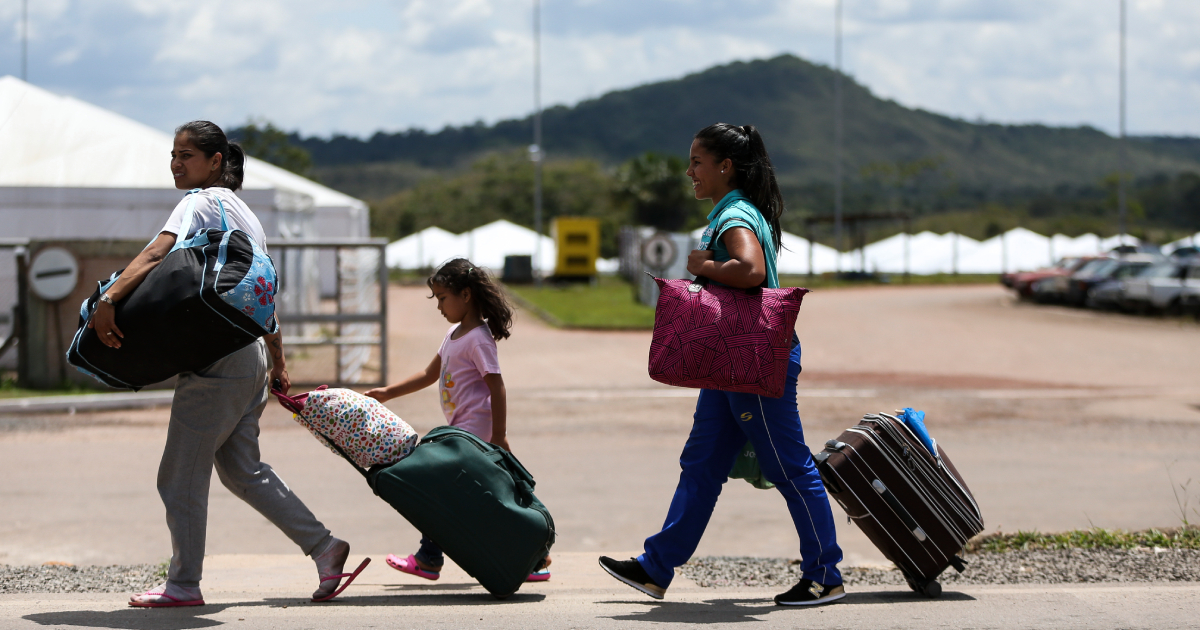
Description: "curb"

(0, 391), (175, 415)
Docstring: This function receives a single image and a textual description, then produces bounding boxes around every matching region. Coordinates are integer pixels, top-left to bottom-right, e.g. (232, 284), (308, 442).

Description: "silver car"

(1120, 260), (1200, 313)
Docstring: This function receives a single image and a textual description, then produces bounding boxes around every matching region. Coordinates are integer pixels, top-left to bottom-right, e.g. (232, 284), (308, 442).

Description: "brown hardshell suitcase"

(814, 413), (984, 597)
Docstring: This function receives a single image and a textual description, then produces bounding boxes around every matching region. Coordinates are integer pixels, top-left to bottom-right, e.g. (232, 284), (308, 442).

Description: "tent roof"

(0, 76), (363, 211)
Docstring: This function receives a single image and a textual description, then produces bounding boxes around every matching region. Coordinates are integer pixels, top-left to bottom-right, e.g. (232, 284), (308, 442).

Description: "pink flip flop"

(312, 557), (371, 603)
(526, 568), (551, 582)
(128, 590), (204, 608)
(386, 554), (440, 581)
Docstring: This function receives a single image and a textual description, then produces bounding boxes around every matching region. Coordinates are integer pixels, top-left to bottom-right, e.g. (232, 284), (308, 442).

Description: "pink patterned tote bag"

(648, 277), (809, 398)
(272, 385), (419, 469)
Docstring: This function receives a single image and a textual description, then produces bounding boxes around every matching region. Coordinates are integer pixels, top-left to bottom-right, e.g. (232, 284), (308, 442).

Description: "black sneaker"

(774, 579), (845, 606)
(598, 556), (666, 600)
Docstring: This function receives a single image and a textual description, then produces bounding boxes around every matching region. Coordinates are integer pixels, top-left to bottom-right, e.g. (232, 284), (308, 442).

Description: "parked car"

(1032, 257), (1116, 304)
(1181, 281), (1200, 320)
(1003, 257), (1093, 298)
(1168, 245), (1200, 261)
(1085, 258), (1161, 310)
(1119, 260), (1200, 314)
(1059, 255), (1162, 307)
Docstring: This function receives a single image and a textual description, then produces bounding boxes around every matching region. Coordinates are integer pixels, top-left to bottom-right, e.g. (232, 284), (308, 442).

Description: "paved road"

(3, 553), (1200, 629)
(2, 284), (1198, 628)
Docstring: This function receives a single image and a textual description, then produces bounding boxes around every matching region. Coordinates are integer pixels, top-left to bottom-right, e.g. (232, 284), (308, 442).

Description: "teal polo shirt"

(695, 189), (780, 288)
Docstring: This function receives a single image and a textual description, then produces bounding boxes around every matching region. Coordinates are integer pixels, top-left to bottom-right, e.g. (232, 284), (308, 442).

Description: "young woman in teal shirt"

(600, 123), (845, 607)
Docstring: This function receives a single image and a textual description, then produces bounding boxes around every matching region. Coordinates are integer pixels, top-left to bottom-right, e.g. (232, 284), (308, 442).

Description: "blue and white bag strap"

(174, 189), (203, 247)
(172, 189), (229, 251)
(216, 197), (230, 231)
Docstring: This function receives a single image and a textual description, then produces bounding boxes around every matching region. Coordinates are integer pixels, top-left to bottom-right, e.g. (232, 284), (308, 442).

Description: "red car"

(1002, 257), (1099, 298)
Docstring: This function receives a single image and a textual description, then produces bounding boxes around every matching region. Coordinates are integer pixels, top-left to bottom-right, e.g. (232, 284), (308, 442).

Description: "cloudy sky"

(2, 0), (1197, 139)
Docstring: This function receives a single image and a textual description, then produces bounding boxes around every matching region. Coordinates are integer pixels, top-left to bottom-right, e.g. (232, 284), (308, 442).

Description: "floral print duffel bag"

(273, 385), (418, 469)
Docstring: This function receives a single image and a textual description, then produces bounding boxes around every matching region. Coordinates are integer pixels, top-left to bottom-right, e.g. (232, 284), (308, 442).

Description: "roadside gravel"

(0, 564), (163, 594)
(681, 549), (1200, 588)
(5, 549), (1199, 594)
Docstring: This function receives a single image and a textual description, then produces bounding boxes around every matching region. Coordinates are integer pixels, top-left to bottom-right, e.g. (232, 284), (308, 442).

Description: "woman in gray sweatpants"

(89, 121), (356, 607)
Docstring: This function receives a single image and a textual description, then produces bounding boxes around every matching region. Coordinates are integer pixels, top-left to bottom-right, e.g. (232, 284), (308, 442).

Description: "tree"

(613, 153), (705, 232)
(231, 120), (314, 177)
(370, 151), (626, 256)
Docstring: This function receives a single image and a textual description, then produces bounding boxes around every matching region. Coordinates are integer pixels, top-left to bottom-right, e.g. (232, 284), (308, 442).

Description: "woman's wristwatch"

(99, 293), (114, 305)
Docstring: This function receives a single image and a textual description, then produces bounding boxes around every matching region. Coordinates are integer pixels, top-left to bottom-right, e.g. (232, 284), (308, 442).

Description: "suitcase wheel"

(906, 576), (942, 598)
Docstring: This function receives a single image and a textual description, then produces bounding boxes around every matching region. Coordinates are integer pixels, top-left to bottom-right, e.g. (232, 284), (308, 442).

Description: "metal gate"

(0, 239), (27, 374)
(269, 238), (389, 388)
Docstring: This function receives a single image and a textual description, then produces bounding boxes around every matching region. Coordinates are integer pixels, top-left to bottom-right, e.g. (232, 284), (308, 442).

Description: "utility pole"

(1117, 0), (1128, 242)
(21, 0), (28, 81)
(834, 0), (844, 273)
(531, 0), (544, 287)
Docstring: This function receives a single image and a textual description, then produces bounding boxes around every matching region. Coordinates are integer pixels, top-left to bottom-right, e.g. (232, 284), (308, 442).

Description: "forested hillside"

(236, 54), (1199, 248)
(295, 55), (1200, 198)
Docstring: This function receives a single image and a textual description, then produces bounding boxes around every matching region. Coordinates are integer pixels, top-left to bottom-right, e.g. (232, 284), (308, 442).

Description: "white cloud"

(0, 0), (1197, 138)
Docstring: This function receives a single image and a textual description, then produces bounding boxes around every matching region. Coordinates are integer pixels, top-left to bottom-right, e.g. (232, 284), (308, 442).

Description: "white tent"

(462, 220), (557, 273)
(386, 221), (559, 274)
(0, 76), (373, 353)
(1055, 233), (1104, 257)
(0, 75), (368, 241)
(1165, 232), (1200, 254)
(778, 231), (843, 275)
(1098, 233), (1141, 251)
(852, 231), (982, 275)
(386, 221), (623, 275)
(385, 226), (466, 269)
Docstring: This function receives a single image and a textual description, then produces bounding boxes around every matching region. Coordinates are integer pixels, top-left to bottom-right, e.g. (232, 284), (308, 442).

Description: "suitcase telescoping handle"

(871, 479), (928, 543)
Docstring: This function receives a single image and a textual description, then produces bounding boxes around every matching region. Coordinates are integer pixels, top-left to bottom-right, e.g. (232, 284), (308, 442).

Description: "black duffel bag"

(67, 190), (279, 390)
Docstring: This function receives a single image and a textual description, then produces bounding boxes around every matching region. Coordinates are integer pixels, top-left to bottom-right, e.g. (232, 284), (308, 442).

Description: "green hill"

(298, 54), (1200, 198)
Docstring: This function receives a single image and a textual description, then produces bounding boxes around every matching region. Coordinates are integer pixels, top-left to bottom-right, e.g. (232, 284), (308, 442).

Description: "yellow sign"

(552, 217), (600, 277)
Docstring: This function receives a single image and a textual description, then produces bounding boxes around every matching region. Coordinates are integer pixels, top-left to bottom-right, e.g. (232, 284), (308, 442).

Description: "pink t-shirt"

(437, 323), (501, 441)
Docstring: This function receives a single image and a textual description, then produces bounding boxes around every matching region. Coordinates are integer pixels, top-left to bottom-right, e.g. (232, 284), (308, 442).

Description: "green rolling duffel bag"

(330, 425), (556, 598)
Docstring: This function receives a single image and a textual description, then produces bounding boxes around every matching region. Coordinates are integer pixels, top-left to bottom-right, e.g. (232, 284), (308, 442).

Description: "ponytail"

(694, 123), (784, 251)
(220, 143), (246, 191)
(174, 120), (245, 191)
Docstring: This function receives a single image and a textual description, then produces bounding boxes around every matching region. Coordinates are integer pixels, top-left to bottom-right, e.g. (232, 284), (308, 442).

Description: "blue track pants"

(637, 343), (843, 588)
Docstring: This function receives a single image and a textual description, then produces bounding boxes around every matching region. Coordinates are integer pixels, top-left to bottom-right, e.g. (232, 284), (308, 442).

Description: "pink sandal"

(312, 557), (371, 602)
(386, 554), (440, 581)
(128, 589), (204, 608)
(526, 568), (551, 582)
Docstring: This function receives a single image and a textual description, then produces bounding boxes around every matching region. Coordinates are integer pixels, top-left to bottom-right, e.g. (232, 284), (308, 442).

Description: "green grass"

(0, 375), (97, 399)
(506, 276), (656, 329)
(779, 273), (999, 290)
(966, 527), (1200, 553)
(501, 272), (1000, 329)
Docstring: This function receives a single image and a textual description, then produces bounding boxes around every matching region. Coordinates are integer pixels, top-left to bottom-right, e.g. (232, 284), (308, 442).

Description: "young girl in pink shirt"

(365, 258), (550, 582)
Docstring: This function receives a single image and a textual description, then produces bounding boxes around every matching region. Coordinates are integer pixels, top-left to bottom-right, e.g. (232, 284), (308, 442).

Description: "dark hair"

(174, 120), (246, 192)
(427, 259), (514, 341)
(694, 123), (784, 251)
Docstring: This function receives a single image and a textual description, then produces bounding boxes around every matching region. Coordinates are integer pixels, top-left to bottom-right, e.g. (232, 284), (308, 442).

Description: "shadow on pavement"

(24, 606), (230, 630)
(21, 592), (547, 628)
(843, 589), (977, 604)
(378, 581), (485, 591)
(600, 590), (978, 623)
(270, 593), (548, 606)
(600, 598), (780, 624)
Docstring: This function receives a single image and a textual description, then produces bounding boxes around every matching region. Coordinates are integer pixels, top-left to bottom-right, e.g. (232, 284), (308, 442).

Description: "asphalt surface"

(2, 284), (1199, 629)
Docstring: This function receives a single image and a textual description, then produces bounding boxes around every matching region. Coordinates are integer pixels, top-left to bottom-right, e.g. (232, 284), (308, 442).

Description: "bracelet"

(99, 293), (114, 305)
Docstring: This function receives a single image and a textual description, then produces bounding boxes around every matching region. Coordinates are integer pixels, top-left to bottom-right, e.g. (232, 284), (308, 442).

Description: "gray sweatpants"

(158, 339), (331, 587)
